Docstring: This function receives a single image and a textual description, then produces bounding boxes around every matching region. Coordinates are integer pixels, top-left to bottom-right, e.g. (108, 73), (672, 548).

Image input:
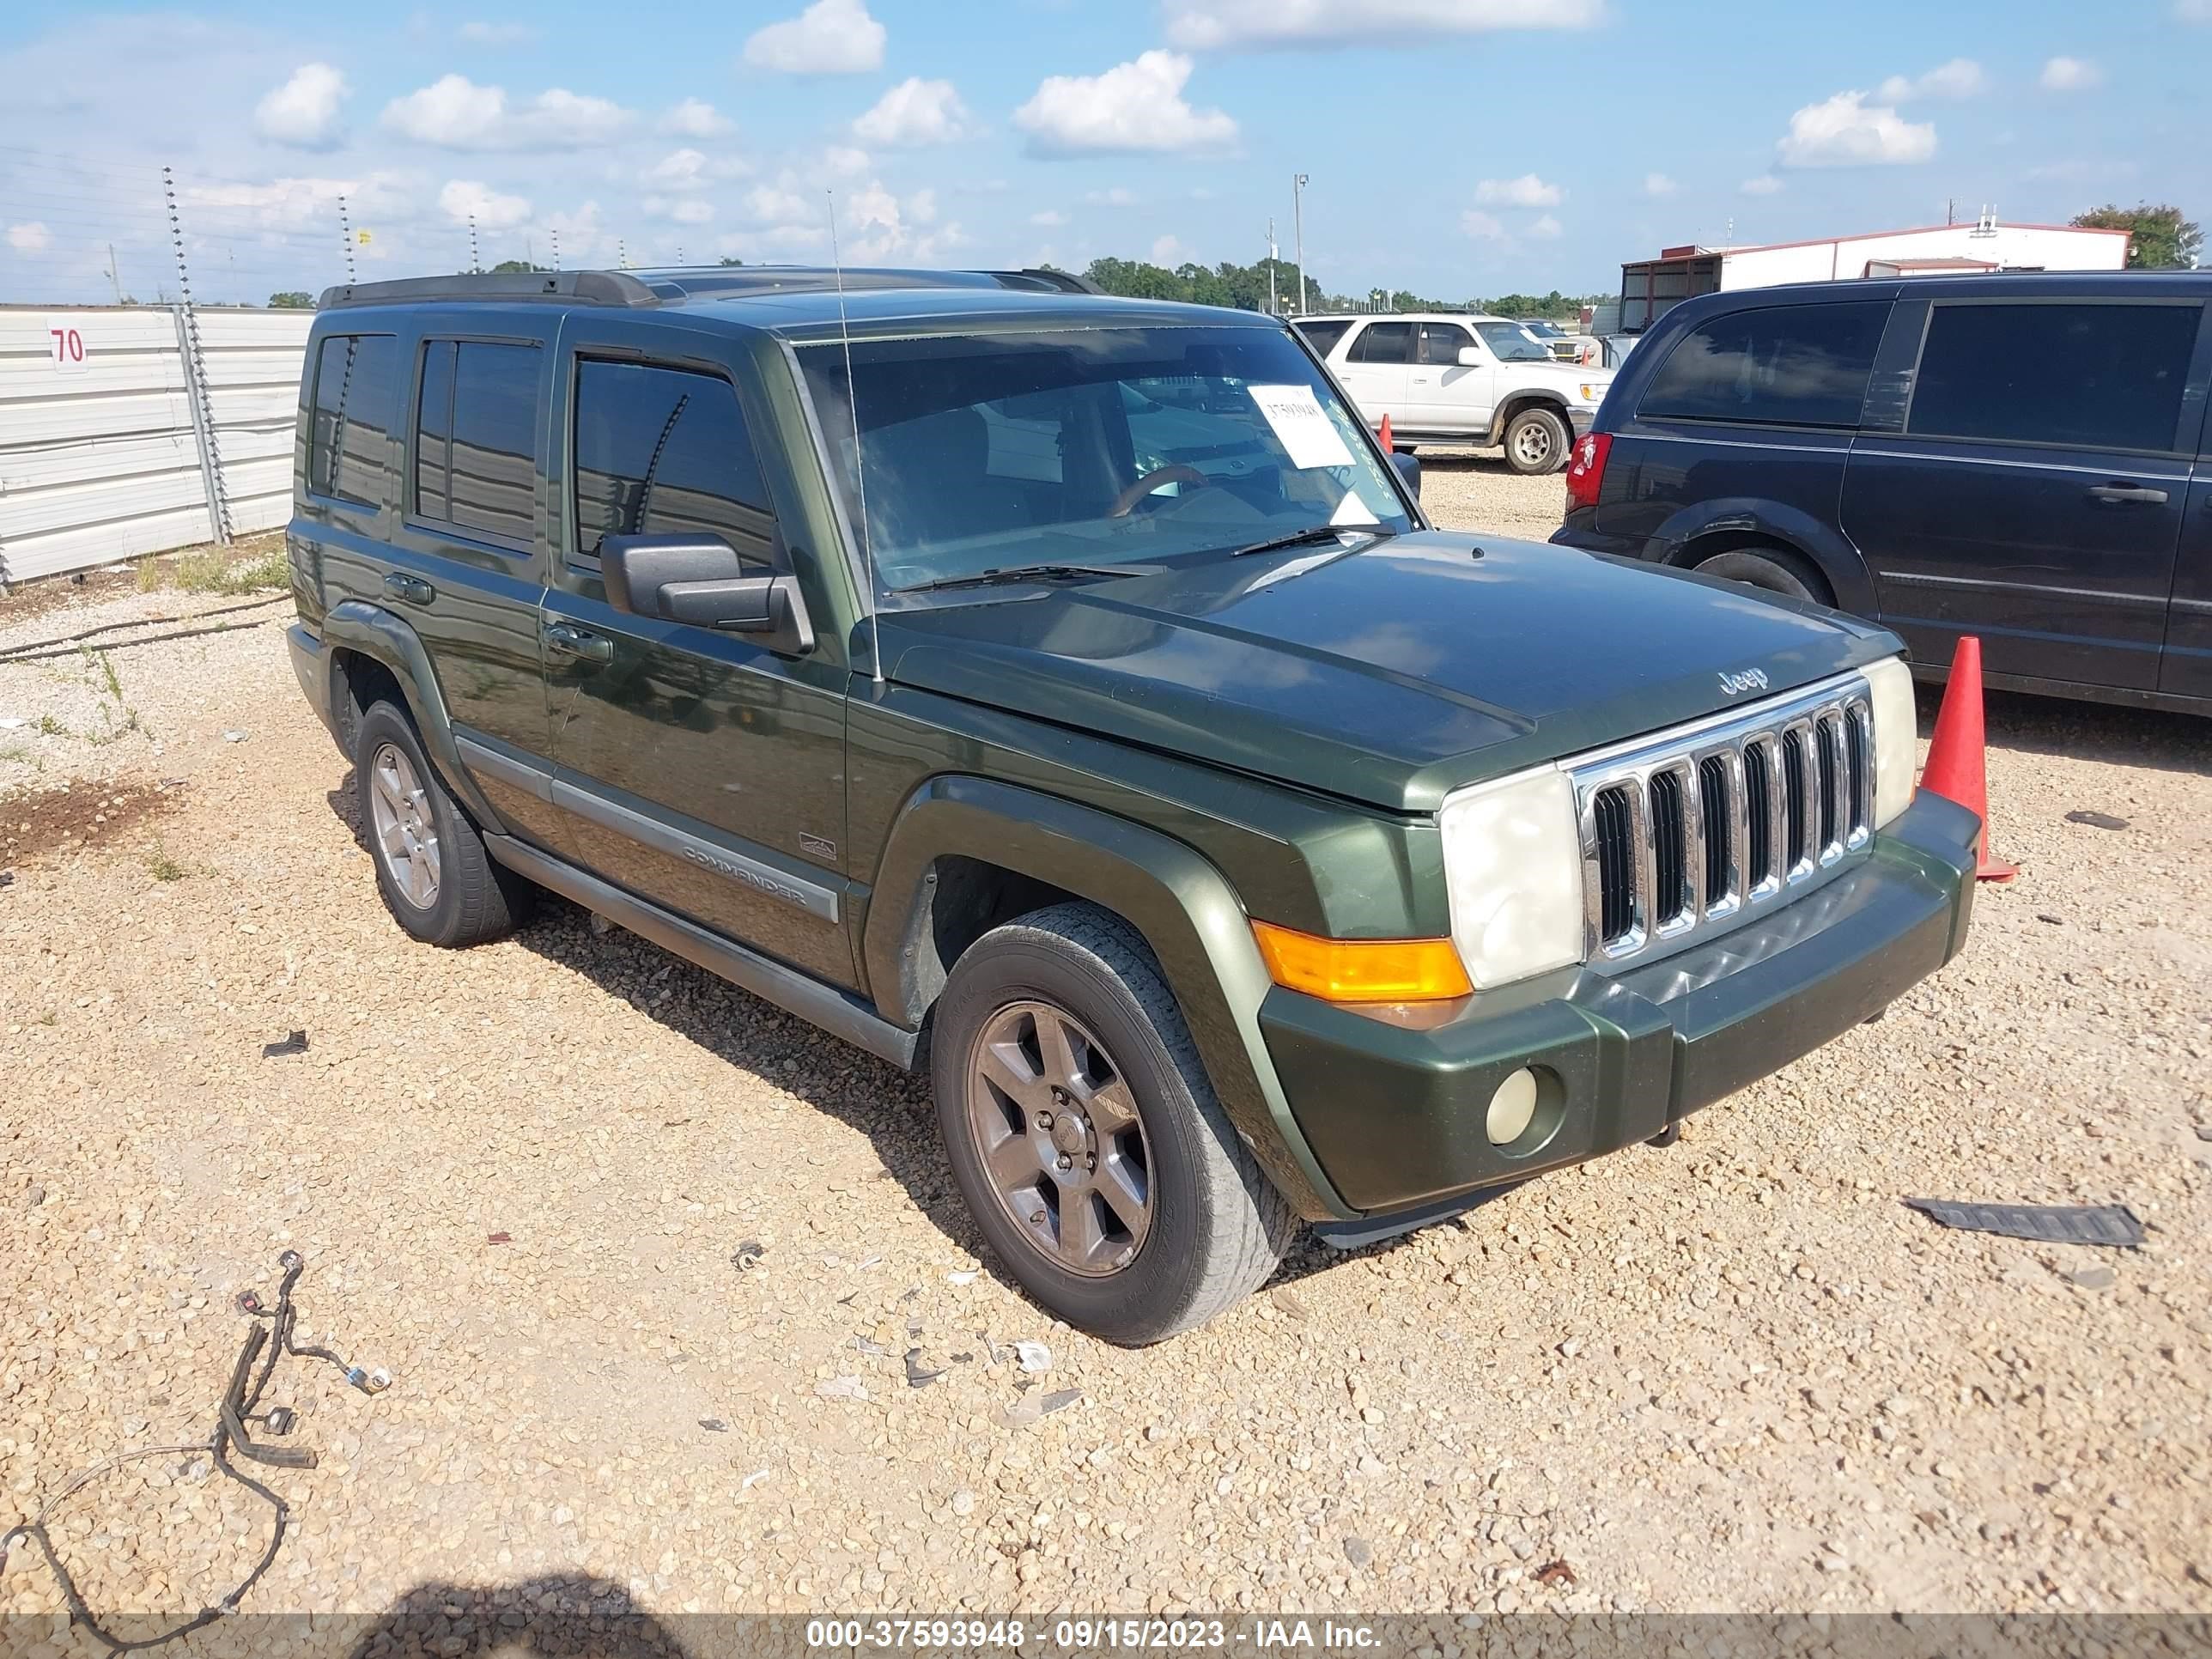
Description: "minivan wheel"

(1503, 406), (1569, 475)
(1692, 545), (1832, 606)
(932, 902), (1295, 1345)
(354, 700), (529, 947)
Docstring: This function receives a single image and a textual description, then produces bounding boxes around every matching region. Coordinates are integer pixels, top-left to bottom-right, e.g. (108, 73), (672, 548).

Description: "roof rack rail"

(316, 270), (659, 311)
(979, 268), (1104, 295)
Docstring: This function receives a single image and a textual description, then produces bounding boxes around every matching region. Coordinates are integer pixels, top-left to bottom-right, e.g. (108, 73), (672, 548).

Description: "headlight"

(1577, 383), (1607, 403)
(1437, 766), (1584, 988)
(1864, 655), (1917, 828)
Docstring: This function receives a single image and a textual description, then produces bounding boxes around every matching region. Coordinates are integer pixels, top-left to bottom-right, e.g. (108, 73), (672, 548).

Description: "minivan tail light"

(1564, 431), (1611, 511)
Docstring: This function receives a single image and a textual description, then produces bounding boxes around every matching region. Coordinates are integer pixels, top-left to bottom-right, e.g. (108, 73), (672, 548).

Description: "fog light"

(1486, 1068), (1540, 1146)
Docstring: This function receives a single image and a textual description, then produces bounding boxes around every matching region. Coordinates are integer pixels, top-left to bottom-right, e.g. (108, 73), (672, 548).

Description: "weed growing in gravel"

(35, 714), (65, 738)
(0, 744), (35, 769)
(148, 845), (185, 882)
(161, 540), (289, 596)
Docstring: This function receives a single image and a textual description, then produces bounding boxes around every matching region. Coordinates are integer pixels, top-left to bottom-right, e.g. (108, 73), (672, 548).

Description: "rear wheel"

(931, 903), (1294, 1344)
(1502, 405), (1570, 475)
(1692, 544), (1832, 605)
(355, 700), (529, 947)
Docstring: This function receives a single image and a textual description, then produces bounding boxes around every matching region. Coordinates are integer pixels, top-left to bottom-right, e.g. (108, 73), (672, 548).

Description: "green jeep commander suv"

(285, 266), (1978, 1343)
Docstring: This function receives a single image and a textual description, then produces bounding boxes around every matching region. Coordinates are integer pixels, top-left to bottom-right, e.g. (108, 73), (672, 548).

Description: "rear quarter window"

(1292, 319), (1352, 358)
(307, 334), (400, 507)
(1638, 301), (1888, 428)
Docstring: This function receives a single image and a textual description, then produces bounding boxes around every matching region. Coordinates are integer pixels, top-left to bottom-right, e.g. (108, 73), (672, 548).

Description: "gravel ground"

(1, 491), (2208, 1637)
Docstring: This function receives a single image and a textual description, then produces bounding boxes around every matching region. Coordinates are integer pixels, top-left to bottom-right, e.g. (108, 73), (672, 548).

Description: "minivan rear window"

(1908, 301), (2203, 453)
(1639, 301), (1887, 428)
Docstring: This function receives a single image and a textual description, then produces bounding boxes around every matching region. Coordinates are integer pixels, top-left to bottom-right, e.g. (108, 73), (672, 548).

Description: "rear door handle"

(2087, 483), (2169, 505)
(382, 572), (435, 605)
(544, 622), (612, 664)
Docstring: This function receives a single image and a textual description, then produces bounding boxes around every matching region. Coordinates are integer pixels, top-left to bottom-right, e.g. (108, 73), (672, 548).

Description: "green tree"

(267, 290), (313, 308)
(2069, 204), (2203, 270)
(718, 256), (744, 266)
(489, 259), (546, 274)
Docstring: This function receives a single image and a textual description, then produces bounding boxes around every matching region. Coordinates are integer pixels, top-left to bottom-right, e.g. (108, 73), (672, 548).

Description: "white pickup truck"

(1292, 313), (1613, 475)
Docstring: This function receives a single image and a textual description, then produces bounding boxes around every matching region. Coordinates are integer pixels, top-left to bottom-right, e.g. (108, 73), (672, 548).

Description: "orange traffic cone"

(1919, 635), (2016, 883)
(1377, 412), (1395, 450)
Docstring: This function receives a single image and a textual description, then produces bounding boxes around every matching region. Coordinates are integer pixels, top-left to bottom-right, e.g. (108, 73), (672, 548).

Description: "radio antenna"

(827, 189), (880, 684)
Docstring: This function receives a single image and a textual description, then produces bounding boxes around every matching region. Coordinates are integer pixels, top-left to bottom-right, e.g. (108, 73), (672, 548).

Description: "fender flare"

(1648, 498), (1879, 617)
(1489, 391), (1571, 448)
(864, 775), (1350, 1220)
(319, 599), (505, 829)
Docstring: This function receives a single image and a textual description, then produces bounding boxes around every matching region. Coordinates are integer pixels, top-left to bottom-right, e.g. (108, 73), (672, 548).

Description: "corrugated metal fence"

(0, 304), (312, 586)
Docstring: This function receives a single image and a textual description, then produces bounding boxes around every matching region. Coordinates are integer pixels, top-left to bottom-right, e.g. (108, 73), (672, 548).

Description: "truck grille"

(1574, 672), (1874, 964)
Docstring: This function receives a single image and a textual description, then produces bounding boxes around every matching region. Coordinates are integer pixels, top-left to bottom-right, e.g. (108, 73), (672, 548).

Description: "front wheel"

(1502, 406), (1571, 475)
(931, 903), (1294, 1344)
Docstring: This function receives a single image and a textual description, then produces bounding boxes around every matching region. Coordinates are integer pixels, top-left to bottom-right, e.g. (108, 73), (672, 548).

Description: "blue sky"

(3, 0), (2206, 307)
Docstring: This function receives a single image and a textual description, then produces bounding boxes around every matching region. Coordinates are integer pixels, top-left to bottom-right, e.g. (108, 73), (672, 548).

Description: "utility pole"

(1291, 173), (1309, 316)
(1266, 217), (1278, 315)
(468, 214), (481, 272)
(106, 244), (122, 305)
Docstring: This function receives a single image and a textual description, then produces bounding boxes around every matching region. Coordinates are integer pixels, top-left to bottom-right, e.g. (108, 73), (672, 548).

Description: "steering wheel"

(1107, 464), (1212, 519)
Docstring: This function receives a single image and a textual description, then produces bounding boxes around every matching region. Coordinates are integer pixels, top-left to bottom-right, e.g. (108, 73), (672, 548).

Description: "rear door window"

(1640, 301), (1887, 428)
(1907, 301), (2203, 453)
(308, 334), (399, 507)
(572, 359), (777, 568)
(1348, 321), (1414, 364)
(415, 339), (541, 544)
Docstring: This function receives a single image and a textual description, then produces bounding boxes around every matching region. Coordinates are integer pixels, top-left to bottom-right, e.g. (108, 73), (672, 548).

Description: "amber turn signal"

(1250, 921), (1474, 1003)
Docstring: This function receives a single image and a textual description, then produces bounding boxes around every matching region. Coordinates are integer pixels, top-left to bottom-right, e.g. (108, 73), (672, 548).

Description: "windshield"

(1474, 321), (1555, 362)
(797, 325), (1414, 594)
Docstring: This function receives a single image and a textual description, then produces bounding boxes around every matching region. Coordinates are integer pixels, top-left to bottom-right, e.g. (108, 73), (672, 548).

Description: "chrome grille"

(1572, 672), (1875, 964)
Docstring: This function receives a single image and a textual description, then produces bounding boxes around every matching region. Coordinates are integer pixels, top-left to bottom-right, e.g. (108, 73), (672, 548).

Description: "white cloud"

(438, 179), (531, 229)
(830, 179), (963, 262)
(458, 21), (536, 46)
(746, 183), (817, 225)
(852, 76), (975, 147)
(1642, 172), (1678, 198)
(1528, 214), (1563, 239)
(742, 0), (884, 74)
(1740, 173), (1783, 196)
(1014, 51), (1238, 155)
(1474, 173), (1560, 207)
(1462, 209), (1507, 241)
(1086, 186), (1138, 207)
(822, 144), (872, 176)
(180, 173), (416, 230)
(2181, 0), (2212, 21)
(644, 196), (716, 226)
(2039, 56), (2104, 91)
(8, 222), (52, 252)
(641, 148), (749, 190)
(1030, 209), (1066, 227)
(1778, 91), (1935, 167)
(254, 63), (349, 150)
(1875, 58), (1985, 102)
(1164, 0), (1603, 49)
(1152, 234), (1186, 264)
(661, 98), (733, 137)
(382, 75), (629, 150)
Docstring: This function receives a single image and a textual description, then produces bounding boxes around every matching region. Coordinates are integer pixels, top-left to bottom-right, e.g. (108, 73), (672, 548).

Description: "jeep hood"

(876, 531), (1895, 814)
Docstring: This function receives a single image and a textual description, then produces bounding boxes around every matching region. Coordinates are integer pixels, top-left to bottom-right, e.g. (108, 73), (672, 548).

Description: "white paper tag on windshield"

(1329, 489), (1380, 526)
(1248, 384), (1355, 471)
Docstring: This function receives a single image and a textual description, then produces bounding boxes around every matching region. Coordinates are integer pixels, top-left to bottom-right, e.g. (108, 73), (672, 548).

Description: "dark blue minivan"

(1553, 273), (2212, 715)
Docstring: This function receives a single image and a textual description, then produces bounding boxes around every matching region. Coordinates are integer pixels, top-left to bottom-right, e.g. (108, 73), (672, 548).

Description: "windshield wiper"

(907, 562), (1146, 594)
(1226, 525), (1394, 560)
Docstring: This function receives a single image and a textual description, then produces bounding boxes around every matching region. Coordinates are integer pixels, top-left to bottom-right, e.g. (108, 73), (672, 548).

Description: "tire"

(1502, 405), (1570, 475)
(354, 700), (528, 947)
(1692, 545), (1832, 606)
(931, 902), (1295, 1345)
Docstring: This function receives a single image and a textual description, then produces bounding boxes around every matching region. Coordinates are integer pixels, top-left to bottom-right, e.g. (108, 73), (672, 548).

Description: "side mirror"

(1455, 346), (1483, 368)
(1390, 451), (1422, 499)
(600, 533), (815, 654)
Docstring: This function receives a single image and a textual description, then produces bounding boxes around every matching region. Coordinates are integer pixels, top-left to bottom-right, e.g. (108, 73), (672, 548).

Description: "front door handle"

(2087, 483), (2169, 505)
(382, 572), (435, 605)
(544, 623), (612, 664)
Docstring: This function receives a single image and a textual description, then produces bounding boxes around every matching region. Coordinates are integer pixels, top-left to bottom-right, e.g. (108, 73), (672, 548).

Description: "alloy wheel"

(964, 1000), (1153, 1277)
(368, 742), (441, 911)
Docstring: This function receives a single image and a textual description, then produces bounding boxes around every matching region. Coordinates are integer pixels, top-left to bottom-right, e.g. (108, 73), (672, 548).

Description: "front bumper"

(1568, 406), (1599, 437)
(1261, 791), (1979, 1218)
